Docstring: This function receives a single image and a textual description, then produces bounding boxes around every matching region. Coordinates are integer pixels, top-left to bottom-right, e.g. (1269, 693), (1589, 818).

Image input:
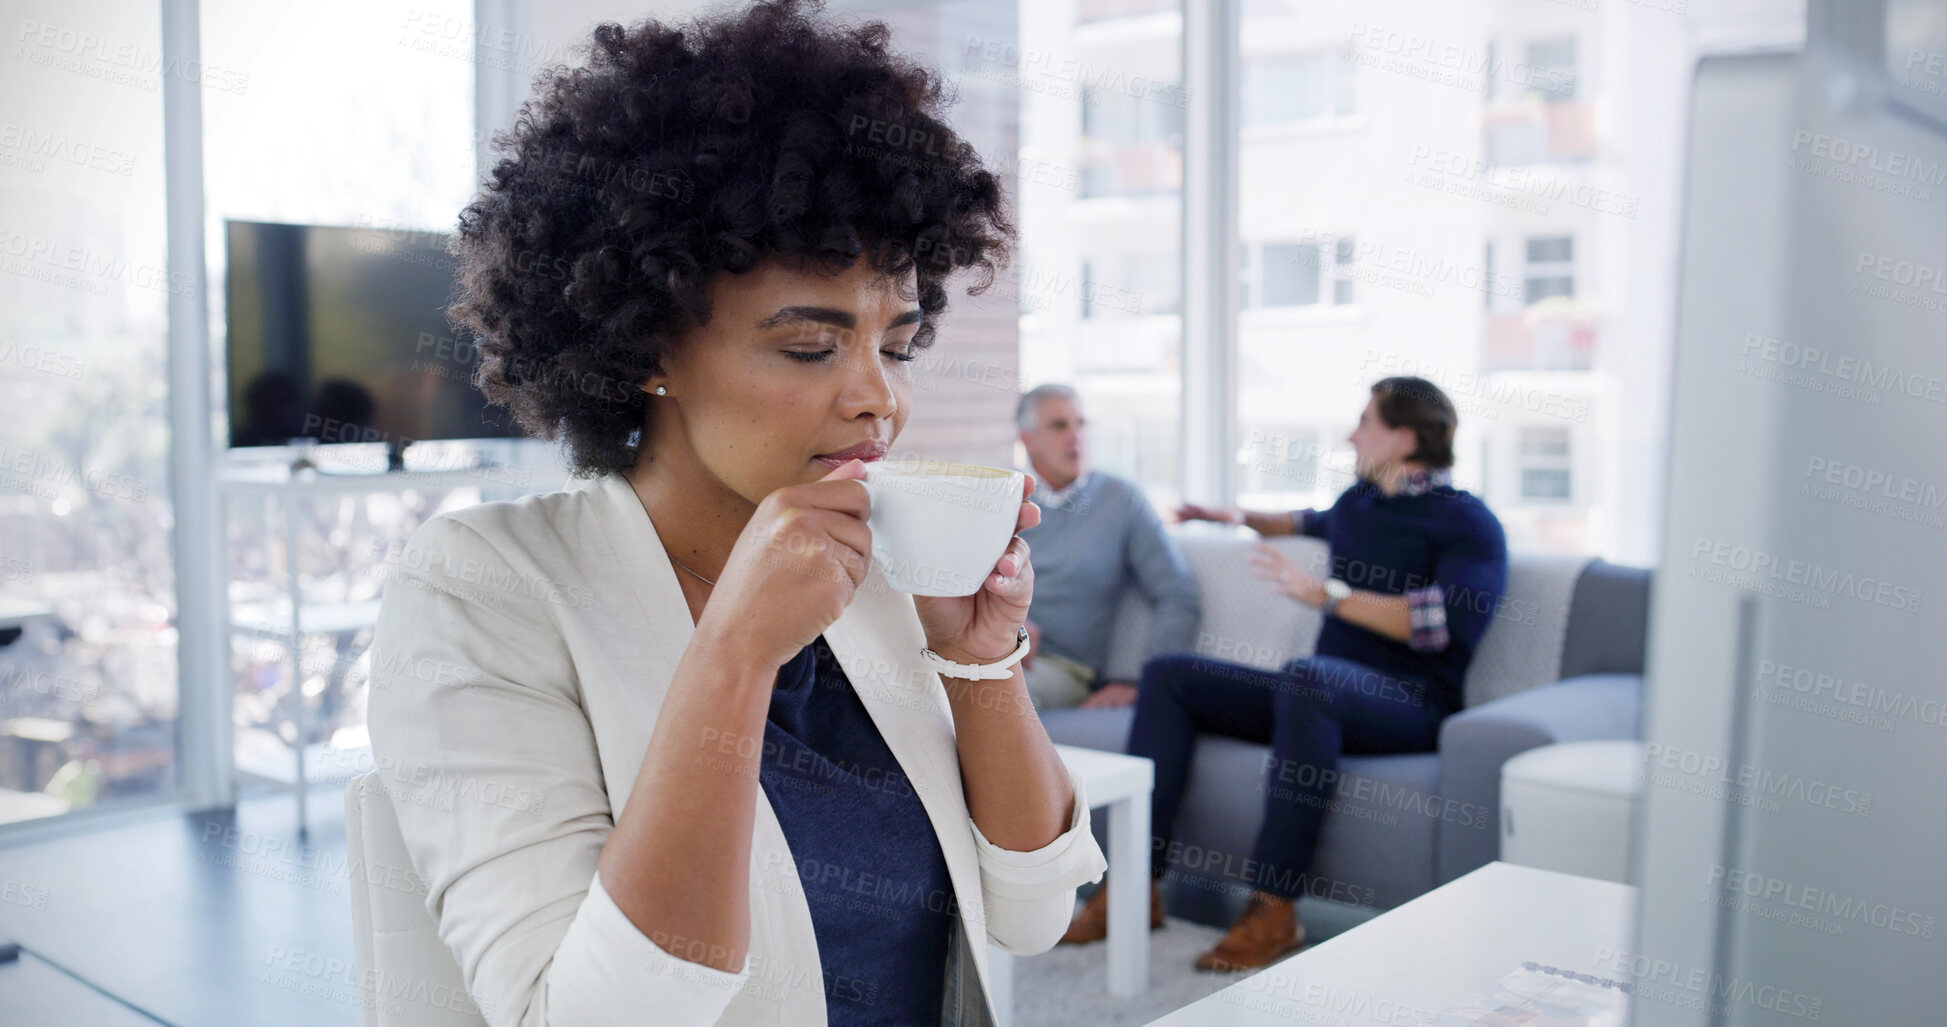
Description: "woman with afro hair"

(363, 1), (1108, 1025)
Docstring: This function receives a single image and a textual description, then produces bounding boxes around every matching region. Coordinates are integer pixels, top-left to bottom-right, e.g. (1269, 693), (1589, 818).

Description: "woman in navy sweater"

(1059, 377), (1508, 971)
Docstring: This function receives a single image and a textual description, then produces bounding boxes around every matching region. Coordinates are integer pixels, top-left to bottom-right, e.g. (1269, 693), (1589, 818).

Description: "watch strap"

(920, 625), (1032, 681)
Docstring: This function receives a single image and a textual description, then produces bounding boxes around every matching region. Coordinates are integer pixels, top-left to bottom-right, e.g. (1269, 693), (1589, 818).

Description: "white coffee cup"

(858, 458), (1025, 597)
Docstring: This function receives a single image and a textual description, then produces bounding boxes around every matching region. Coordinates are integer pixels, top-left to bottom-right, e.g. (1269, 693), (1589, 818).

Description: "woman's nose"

(839, 346), (898, 419)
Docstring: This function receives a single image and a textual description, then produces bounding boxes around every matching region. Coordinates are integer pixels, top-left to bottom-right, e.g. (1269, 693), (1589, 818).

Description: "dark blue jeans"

(1126, 653), (1455, 900)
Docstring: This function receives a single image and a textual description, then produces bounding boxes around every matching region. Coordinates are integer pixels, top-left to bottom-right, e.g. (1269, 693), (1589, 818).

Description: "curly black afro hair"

(445, 0), (1014, 478)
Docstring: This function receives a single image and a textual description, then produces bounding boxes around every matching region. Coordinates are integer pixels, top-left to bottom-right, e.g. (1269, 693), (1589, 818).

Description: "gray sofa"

(1038, 531), (1651, 928)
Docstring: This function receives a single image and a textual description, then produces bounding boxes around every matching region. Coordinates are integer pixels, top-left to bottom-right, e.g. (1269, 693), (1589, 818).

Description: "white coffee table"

(1145, 861), (1636, 1026)
(987, 743), (1154, 1024)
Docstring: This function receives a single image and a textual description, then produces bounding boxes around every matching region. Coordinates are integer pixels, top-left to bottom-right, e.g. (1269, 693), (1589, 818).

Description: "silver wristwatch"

(1322, 578), (1351, 617)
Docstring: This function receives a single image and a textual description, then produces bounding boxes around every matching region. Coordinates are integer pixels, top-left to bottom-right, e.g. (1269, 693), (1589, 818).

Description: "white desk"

(0, 597), (54, 653)
(1147, 862), (1637, 1026)
(0, 596), (55, 633)
(0, 786), (70, 825)
(987, 744), (1154, 1025)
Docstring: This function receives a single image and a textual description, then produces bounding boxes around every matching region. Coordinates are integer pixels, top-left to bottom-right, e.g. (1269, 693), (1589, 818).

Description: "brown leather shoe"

(1193, 890), (1306, 971)
(1057, 878), (1167, 945)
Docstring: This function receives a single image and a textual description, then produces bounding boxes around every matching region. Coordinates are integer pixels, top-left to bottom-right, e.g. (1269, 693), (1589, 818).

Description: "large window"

(1233, 2), (1800, 559)
(201, 0), (480, 802)
(0, 0), (176, 826)
(1014, 0), (1185, 507)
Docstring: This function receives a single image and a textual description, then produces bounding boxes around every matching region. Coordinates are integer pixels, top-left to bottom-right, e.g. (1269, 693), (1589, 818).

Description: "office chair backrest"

(345, 772), (492, 1027)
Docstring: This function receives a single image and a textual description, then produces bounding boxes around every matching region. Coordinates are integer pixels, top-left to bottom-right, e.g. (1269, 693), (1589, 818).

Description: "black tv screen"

(224, 219), (518, 450)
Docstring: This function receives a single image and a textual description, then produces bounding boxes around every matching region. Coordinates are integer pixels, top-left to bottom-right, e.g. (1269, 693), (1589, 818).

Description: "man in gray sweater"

(1016, 384), (1201, 710)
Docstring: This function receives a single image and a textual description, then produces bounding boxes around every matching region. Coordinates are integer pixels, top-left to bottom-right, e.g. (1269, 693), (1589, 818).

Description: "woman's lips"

(813, 441), (888, 466)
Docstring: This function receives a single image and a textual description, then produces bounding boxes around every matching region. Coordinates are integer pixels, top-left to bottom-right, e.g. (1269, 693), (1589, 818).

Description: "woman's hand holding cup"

(693, 459), (875, 672)
(911, 473), (1039, 666)
(697, 456), (1039, 674)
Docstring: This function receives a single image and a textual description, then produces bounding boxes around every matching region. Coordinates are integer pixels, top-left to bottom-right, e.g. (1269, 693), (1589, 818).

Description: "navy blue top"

(759, 635), (957, 1025)
(1298, 476), (1509, 709)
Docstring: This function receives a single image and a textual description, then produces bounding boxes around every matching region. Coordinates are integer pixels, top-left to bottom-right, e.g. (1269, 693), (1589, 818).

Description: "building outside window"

(1243, 237), (1356, 309)
(1083, 252), (1180, 319)
(1236, 427), (1325, 498)
(1524, 235), (1576, 304)
(1525, 36), (1579, 103)
(1079, 80), (1186, 198)
(1242, 49), (1356, 128)
(1518, 426), (1574, 501)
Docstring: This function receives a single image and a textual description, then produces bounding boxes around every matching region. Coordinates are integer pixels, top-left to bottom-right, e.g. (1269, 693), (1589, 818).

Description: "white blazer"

(365, 471), (1109, 1026)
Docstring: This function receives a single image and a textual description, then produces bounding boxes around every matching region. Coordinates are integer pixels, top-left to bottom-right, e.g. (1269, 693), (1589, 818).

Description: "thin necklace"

(670, 556), (716, 587)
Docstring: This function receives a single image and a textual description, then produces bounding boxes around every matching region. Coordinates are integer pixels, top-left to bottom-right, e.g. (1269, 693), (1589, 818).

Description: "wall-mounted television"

(224, 219), (519, 460)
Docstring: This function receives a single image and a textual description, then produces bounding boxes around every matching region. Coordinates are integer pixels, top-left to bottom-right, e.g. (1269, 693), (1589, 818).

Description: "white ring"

(1280, 570), (1291, 582)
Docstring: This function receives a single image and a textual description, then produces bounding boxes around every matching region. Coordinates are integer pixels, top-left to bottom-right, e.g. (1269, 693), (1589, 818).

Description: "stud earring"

(653, 385), (667, 396)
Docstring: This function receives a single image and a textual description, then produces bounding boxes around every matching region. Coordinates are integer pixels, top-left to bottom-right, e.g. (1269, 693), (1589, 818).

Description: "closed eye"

(782, 349), (918, 363)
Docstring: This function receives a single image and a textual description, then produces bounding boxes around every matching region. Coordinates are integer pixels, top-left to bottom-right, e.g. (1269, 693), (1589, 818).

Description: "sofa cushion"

(1101, 532), (1328, 683)
(1560, 559), (1654, 678)
(1460, 553), (1589, 708)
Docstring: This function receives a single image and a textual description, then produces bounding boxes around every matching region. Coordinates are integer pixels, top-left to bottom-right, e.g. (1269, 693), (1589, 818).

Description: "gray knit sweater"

(1019, 470), (1201, 684)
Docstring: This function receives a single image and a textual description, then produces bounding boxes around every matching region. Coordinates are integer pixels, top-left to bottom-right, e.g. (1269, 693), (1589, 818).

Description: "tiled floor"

(0, 785), (358, 1027)
(0, 948), (165, 1027)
